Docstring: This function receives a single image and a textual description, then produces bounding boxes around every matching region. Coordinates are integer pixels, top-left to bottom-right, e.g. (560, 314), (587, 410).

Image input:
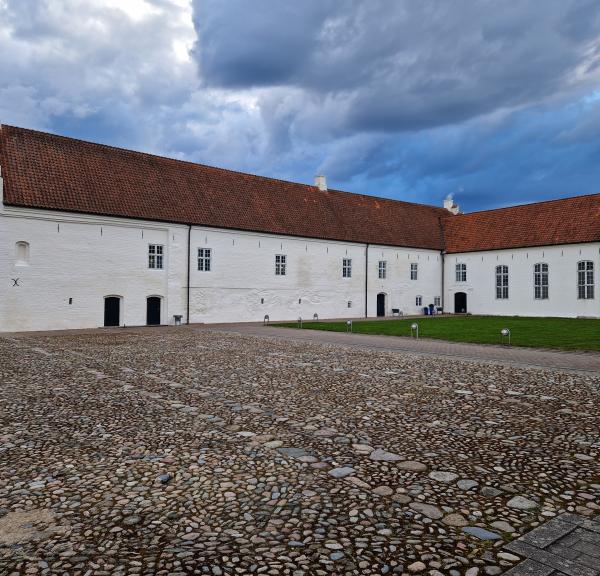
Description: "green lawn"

(277, 315), (600, 351)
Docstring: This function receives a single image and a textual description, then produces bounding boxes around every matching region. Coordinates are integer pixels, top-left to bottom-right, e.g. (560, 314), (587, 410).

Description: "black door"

(147, 297), (161, 325)
(454, 292), (467, 314)
(104, 297), (120, 327)
(376, 293), (386, 317)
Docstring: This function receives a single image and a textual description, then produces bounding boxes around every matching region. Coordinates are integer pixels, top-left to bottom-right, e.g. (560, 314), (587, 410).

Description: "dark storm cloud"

(2, 0), (600, 212)
(193, 0), (600, 133)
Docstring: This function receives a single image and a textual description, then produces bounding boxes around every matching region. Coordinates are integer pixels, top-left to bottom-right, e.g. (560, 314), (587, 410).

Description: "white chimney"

(444, 194), (460, 215)
(314, 175), (327, 191)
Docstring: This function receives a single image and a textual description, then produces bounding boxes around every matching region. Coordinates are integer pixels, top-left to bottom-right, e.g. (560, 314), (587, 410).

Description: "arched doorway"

(454, 292), (467, 314)
(376, 293), (386, 317)
(104, 297), (121, 326)
(147, 296), (161, 325)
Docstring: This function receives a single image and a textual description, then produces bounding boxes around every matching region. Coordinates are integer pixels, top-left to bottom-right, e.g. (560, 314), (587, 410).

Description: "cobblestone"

(0, 327), (598, 574)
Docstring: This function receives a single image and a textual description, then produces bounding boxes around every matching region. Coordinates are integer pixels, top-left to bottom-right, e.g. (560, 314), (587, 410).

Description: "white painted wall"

(0, 205), (188, 331)
(366, 244), (442, 317)
(444, 244), (600, 318)
(0, 202), (442, 331)
(188, 231), (442, 323)
(1, 194), (597, 332)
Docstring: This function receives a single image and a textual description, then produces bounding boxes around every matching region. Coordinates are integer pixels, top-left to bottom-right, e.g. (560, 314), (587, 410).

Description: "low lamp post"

(346, 320), (353, 333)
(500, 327), (511, 346)
(411, 322), (419, 339)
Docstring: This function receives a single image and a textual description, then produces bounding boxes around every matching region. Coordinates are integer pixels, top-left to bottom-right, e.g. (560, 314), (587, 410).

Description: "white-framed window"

(434, 296), (441, 307)
(198, 248), (211, 271)
(496, 265), (509, 299)
(378, 260), (387, 279)
(275, 254), (287, 276)
(148, 244), (164, 269)
(347, 301), (352, 308)
(455, 263), (467, 282)
(578, 261), (594, 299)
(343, 258), (352, 278)
(15, 241), (30, 266)
(534, 263), (548, 299)
(410, 263), (418, 280)
(415, 295), (422, 306)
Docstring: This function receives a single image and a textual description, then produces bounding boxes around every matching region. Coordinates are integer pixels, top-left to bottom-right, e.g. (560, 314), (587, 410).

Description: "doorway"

(104, 297), (120, 327)
(454, 292), (467, 314)
(376, 293), (386, 317)
(147, 296), (161, 325)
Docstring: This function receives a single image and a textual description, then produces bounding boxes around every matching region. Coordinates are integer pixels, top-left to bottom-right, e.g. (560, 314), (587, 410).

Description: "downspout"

(441, 251), (445, 312)
(438, 214), (447, 313)
(365, 243), (369, 318)
(186, 224), (191, 324)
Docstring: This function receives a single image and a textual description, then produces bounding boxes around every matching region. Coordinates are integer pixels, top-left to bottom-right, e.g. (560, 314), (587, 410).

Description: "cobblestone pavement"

(209, 324), (600, 374)
(0, 328), (599, 575)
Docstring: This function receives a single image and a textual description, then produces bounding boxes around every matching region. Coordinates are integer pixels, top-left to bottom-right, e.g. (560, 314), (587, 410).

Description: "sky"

(2, 1), (600, 211)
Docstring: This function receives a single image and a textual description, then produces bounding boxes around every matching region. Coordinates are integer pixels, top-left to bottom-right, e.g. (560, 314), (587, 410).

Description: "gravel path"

(0, 329), (598, 575)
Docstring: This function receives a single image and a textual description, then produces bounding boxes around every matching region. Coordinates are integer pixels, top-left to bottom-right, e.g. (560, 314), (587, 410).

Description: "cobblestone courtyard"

(0, 328), (598, 575)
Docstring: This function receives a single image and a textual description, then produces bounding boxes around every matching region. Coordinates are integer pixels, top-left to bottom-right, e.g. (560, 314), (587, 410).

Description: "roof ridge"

(453, 191), (600, 217)
(1, 124), (446, 213)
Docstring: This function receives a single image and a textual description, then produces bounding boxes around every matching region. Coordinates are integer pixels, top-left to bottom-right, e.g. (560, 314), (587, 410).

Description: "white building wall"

(188, 227), (366, 323)
(187, 230), (442, 323)
(0, 206), (188, 332)
(0, 204), (442, 331)
(444, 244), (600, 318)
(366, 244), (442, 317)
(2, 200), (597, 332)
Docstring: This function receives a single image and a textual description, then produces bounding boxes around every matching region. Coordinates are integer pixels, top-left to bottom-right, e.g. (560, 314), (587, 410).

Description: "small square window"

(343, 258), (352, 278)
(198, 248), (212, 271)
(275, 254), (287, 276)
(148, 244), (164, 269)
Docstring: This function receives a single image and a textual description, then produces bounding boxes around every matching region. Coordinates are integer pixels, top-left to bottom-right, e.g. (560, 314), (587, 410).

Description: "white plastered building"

(0, 125), (598, 332)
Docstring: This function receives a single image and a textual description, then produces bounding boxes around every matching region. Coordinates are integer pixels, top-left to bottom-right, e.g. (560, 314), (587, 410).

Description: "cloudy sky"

(2, 0), (600, 211)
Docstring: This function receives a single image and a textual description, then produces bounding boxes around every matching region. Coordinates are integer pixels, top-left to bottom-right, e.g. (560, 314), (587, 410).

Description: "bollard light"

(298, 316), (303, 329)
(346, 320), (353, 333)
(411, 322), (419, 339)
(500, 328), (511, 345)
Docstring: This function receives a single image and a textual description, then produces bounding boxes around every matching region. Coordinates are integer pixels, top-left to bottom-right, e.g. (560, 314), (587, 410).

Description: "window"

(410, 263), (418, 280)
(378, 260), (387, 279)
(496, 265), (509, 299)
(343, 258), (352, 278)
(534, 263), (549, 299)
(455, 263), (467, 282)
(415, 295), (422, 306)
(275, 254), (286, 276)
(198, 248), (211, 271)
(347, 301), (352, 308)
(434, 296), (441, 307)
(15, 241), (30, 266)
(148, 244), (164, 269)
(578, 261), (594, 299)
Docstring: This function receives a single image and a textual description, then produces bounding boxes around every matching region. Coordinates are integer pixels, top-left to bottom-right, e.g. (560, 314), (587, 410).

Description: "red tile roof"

(2, 125), (599, 253)
(443, 194), (600, 253)
(0, 125), (447, 250)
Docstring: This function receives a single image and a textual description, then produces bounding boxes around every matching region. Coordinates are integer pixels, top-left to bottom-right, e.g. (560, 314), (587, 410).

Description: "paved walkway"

(504, 513), (600, 575)
(205, 324), (600, 374)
